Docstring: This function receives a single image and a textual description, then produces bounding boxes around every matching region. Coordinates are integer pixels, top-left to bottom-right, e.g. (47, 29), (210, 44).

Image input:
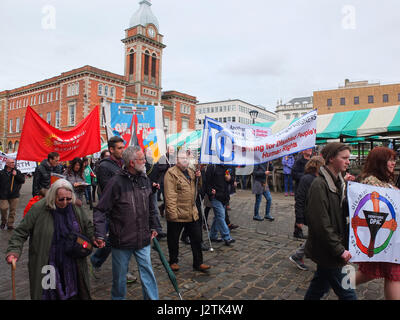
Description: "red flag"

(17, 106), (101, 161)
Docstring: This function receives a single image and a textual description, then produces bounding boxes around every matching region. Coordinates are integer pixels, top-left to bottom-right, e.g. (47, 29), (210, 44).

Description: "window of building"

(104, 85), (109, 97)
(110, 87), (115, 98)
(47, 112), (51, 125)
(98, 84), (103, 96)
(398, 93), (400, 102)
(151, 54), (157, 78)
(327, 99), (332, 107)
(9, 119), (13, 133)
(33, 96), (36, 105)
(129, 50), (135, 76)
(55, 90), (59, 100)
(293, 113), (299, 118)
(68, 104), (76, 126)
(144, 51), (150, 76)
(340, 97), (345, 106)
(232, 116), (236, 122)
(16, 118), (20, 133)
(368, 95), (374, 103)
(164, 117), (170, 133)
(47, 92), (50, 102)
(182, 119), (189, 130)
(55, 111), (60, 128)
(50, 92), (53, 101)
(285, 114), (290, 120)
(383, 94), (389, 103)
(354, 96), (359, 105)
(180, 104), (191, 114)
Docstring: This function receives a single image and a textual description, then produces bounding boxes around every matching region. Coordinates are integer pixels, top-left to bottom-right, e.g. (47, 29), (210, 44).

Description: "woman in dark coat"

(289, 156), (325, 270)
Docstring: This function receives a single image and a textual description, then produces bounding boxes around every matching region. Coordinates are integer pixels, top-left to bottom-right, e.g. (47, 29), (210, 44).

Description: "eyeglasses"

(58, 197), (72, 202)
(135, 158), (146, 162)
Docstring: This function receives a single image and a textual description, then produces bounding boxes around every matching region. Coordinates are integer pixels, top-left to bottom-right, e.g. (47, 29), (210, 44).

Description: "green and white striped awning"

(166, 130), (203, 149)
(257, 105), (400, 139)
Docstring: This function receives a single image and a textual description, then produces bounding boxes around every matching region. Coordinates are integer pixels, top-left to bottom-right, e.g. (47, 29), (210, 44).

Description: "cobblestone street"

(0, 178), (384, 300)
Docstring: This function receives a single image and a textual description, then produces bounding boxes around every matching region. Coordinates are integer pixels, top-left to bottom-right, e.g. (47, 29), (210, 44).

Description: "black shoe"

(224, 238), (236, 246)
(210, 238), (223, 243)
(201, 243), (210, 251)
(0, 223), (5, 230)
(264, 216), (275, 221)
(180, 236), (191, 245)
(253, 216), (264, 221)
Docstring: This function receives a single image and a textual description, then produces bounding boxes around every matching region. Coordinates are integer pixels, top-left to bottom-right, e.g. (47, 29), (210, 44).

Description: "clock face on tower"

(147, 27), (156, 38)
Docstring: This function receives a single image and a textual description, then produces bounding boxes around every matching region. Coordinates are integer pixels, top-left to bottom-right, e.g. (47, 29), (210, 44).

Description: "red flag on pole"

(17, 106), (101, 162)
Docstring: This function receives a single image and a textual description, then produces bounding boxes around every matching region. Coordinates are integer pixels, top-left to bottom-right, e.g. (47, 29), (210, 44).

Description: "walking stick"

(200, 194), (214, 252)
(195, 165), (214, 252)
(11, 259), (16, 300)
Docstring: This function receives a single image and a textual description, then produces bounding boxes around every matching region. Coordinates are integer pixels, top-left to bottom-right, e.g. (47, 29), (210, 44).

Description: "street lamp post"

(249, 110), (259, 124)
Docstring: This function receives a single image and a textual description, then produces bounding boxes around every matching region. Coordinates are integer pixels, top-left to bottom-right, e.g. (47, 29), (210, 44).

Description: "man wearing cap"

(304, 142), (357, 300)
(0, 158), (25, 230)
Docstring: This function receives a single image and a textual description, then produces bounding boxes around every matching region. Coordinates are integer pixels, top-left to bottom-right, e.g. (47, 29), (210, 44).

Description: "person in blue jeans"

(205, 164), (235, 246)
(93, 146), (160, 300)
(252, 162), (274, 221)
(282, 155), (294, 196)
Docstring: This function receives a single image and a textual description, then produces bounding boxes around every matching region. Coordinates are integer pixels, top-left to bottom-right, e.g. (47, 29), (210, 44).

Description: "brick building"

(0, 0), (197, 153)
(313, 79), (400, 115)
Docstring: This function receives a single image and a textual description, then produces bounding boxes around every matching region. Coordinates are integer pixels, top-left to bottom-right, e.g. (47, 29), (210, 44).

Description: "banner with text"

(199, 110), (317, 165)
(109, 103), (166, 162)
(348, 181), (400, 264)
(0, 152), (37, 173)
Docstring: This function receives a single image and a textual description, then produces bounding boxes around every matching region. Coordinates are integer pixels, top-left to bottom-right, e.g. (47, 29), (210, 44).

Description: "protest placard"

(348, 181), (400, 264)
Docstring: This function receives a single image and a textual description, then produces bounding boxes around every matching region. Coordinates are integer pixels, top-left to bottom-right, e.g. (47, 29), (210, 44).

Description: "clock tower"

(122, 0), (166, 104)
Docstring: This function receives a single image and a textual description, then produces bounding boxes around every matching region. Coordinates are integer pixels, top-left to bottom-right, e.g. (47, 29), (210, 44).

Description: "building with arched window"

(0, 0), (197, 153)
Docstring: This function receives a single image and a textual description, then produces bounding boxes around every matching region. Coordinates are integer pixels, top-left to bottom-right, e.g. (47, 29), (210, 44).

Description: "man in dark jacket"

(90, 136), (138, 283)
(205, 164), (235, 245)
(96, 136), (124, 194)
(32, 152), (63, 197)
(145, 147), (166, 240)
(157, 145), (176, 216)
(0, 158), (25, 230)
(304, 142), (356, 300)
(93, 146), (160, 300)
(291, 148), (313, 195)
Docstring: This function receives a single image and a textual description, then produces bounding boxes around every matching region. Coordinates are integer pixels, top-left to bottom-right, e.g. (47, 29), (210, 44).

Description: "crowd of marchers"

(2, 137), (400, 300)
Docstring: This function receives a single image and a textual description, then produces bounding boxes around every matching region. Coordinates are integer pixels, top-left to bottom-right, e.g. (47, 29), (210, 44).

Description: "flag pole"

(101, 99), (109, 142)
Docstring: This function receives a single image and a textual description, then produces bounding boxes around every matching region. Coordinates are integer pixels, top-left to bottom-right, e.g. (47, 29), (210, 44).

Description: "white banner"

(348, 181), (400, 264)
(0, 152), (37, 173)
(199, 110), (317, 165)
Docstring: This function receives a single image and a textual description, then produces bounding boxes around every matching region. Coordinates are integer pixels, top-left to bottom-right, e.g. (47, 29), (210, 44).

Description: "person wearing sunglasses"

(6, 179), (96, 300)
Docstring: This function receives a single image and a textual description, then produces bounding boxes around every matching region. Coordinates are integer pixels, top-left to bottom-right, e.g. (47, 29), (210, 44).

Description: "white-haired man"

(93, 146), (160, 300)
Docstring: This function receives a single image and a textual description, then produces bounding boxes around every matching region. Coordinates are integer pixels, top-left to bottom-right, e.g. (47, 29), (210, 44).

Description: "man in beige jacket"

(164, 149), (211, 273)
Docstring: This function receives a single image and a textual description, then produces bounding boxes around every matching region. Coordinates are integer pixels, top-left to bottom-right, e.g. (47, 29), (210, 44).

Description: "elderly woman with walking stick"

(5, 179), (99, 300)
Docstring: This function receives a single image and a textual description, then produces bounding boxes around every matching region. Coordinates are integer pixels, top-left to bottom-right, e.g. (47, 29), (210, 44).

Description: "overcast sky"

(1, 0), (400, 112)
